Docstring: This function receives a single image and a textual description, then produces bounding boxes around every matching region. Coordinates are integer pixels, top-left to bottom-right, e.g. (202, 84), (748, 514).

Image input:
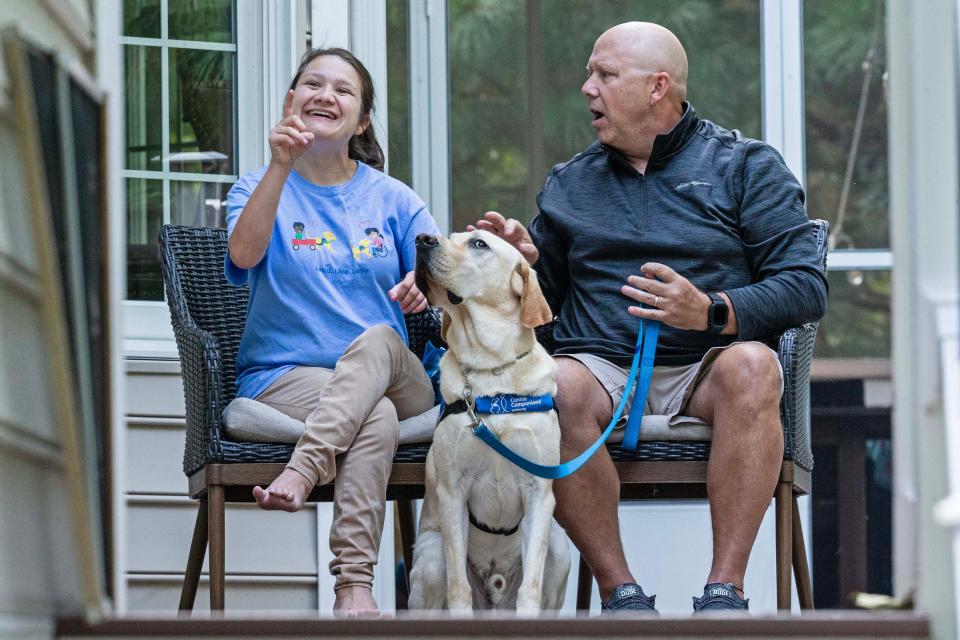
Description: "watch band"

(706, 292), (727, 334)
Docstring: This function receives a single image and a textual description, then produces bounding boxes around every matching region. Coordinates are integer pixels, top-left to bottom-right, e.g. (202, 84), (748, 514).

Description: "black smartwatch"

(706, 292), (728, 335)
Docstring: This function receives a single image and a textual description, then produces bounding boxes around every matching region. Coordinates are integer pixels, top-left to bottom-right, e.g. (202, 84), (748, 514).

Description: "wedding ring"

(653, 295), (660, 308)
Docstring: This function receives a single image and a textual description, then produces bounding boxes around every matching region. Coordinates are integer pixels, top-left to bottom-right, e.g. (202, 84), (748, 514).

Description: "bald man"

(474, 22), (827, 612)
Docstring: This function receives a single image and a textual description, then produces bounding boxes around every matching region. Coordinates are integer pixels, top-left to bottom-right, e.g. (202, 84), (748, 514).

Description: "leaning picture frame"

(2, 28), (107, 617)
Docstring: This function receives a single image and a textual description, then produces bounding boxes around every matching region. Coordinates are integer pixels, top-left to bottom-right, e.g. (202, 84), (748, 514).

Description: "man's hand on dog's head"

(468, 211), (540, 266)
(389, 270), (429, 314)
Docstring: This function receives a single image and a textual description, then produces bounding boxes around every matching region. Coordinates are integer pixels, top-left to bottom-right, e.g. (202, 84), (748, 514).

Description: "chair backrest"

(812, 218), (829, 271)
(781, 218), (829, 471)
(159, 225), (247, 404)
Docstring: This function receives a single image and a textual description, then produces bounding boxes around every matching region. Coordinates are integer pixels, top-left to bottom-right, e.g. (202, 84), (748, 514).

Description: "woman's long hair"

(288, 47), (385, 171)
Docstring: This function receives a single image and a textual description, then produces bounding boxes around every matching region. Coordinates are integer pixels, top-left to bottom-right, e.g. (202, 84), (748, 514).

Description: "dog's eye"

(471, 238), (488, 250)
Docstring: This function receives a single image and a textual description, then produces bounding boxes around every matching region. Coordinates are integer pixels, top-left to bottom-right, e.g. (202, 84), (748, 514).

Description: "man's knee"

(555, 358), (610, 434)
(712, 343), (782, 413)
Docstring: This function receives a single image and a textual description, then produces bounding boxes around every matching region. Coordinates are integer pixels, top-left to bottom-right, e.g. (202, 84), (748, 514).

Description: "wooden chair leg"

(208, 484), (225, 611)
(792, 493), (815, 610)
(576, 555), (593, 611)
(178, 499), (208, 612)
(775, 480), (793, 610)
(396, 499), (417, 610)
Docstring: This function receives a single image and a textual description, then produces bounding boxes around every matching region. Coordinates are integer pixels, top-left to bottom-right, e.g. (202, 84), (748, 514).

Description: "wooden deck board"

(58, 612), (929, 638)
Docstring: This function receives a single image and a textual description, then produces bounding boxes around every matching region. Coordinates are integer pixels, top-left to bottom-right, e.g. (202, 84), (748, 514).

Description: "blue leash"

(470, 318), (660, 479)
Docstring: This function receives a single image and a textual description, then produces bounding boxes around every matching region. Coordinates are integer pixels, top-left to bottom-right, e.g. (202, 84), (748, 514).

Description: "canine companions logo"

(486, 394), (552, 414)
(675, 179), (713, 191)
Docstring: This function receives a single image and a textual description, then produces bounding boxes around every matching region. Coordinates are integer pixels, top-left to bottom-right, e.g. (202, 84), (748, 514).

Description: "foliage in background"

(439, 0), (889, 359)
(804, 0), (890, 358)
(447, 0), (761, 229)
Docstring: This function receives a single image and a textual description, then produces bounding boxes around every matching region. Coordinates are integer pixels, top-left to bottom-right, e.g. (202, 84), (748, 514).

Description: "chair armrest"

(405, 307), (445, 359)
(171, 322), (228, 476)
(777, 322), (818, 471)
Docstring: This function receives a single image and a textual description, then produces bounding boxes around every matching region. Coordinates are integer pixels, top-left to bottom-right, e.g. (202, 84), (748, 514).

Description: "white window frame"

(121, 0), (302, 357)
(763, 0), (893, 274)
(408, 0), (450, 235)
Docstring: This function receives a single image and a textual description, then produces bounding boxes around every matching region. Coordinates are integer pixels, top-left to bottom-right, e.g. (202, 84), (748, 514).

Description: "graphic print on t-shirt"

(351, 220), (391, 261)
(290, 221), (337, 252)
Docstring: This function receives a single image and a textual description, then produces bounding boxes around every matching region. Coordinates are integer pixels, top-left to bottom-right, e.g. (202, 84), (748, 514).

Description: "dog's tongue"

(447, 290), (463, 305)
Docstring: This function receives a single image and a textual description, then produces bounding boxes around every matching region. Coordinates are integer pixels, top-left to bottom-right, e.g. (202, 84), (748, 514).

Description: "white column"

(311, 0), (350, 48)
(349, 0), (389, 172)
(887, 1), (960, 636)
(760, 0), (805, 186)
(409, 0), (450, 234)
(760, 0), (808, 612)
(95, 0), (129, 614)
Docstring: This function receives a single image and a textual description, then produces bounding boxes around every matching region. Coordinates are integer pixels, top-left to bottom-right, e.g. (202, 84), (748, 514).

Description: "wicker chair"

(159, 225), (438, 611)
(567, 218), (828, 612)
(160, 219), (826, 613)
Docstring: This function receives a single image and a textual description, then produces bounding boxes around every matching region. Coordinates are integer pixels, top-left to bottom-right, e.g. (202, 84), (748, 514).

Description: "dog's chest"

(434, 410), (558, 499)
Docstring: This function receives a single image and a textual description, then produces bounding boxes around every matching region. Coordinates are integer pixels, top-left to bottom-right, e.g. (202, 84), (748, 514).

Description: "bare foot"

(252, 468), (313, 512)
(333, 585), (380, 617)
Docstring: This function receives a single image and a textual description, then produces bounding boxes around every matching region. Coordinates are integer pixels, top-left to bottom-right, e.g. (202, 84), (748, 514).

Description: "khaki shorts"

(559, 341), (783, 428)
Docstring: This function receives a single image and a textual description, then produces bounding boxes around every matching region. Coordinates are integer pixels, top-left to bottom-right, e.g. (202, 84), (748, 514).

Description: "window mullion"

(761, 0), (805, 188)
(160, 0), (170, 226)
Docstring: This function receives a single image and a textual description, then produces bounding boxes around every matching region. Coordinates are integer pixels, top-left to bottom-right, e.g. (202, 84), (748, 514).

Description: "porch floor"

(58, 611), (929, 639)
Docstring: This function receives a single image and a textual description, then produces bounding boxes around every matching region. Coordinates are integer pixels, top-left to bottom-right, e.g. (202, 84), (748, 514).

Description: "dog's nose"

(415, 234), (439, 251)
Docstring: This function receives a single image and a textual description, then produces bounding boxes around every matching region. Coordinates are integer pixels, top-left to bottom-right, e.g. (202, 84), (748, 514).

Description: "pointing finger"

(289, 115), (307, 132)
(283, 90), (294, 119)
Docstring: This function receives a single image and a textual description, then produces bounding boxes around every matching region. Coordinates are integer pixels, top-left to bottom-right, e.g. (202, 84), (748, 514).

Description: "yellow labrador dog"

(408, 230), (570, 614)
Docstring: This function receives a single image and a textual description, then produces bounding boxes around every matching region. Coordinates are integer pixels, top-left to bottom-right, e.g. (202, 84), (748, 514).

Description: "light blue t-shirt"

(224, 161), (439, 399)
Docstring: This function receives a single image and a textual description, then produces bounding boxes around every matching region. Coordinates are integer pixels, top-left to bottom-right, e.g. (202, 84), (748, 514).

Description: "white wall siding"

(0, 22), (92, 625)
(122, 357), (401, 613)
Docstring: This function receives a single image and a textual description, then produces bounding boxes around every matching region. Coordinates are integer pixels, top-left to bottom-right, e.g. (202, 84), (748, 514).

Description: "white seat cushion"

(222, 397), (440, 445)
(221, 397), (713, 446)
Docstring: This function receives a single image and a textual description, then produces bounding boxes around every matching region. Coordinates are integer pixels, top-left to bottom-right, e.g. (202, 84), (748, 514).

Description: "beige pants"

(560, 341), (783, 427)
(255, 324), (435, 589)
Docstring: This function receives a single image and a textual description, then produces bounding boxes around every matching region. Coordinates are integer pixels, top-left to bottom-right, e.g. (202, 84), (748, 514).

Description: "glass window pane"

(387, 0), (412, 187)
(804, 0), (888, 249)
(448, 0), (761, 232)
(168, 48), (235, 174)
(170, 180), (230, 229)
(126, 178), (164, 301)
(168, 0), (235, 43)
(124, 45), (162, 171)
(815, 270), (891, 358)
(124, 0), (161, 38)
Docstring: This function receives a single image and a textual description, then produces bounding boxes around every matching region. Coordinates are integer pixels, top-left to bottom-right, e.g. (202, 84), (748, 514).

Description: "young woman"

(224, 48), (438, 616)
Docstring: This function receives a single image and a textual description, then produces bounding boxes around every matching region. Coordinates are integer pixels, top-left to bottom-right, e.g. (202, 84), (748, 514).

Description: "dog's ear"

(441, 309), (452, 343)
(513, 261), (553, 328)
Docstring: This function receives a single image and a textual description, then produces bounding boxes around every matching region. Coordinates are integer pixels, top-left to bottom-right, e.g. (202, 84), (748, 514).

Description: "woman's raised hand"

(389, 270), (428, 314)
(468, 211), (539, 265)
(269, 90), (315, 169)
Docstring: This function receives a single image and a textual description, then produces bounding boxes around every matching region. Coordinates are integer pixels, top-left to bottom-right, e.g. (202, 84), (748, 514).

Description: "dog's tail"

(485, 573), (508, 605)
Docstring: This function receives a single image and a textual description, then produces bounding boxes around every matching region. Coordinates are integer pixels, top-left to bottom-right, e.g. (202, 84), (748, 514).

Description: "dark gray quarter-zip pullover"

(531, 103), (828, 367)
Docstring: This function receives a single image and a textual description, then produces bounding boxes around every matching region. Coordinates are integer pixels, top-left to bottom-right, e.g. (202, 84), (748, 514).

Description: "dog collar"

(437, 393), (554, 424)
(469, 509), (521, 536)
(462, 348), (532, 378)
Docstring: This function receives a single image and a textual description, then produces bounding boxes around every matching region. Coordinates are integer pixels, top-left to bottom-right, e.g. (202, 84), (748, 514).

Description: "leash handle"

(621, 319), (660, 451)
(472, 319), (658, 479)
